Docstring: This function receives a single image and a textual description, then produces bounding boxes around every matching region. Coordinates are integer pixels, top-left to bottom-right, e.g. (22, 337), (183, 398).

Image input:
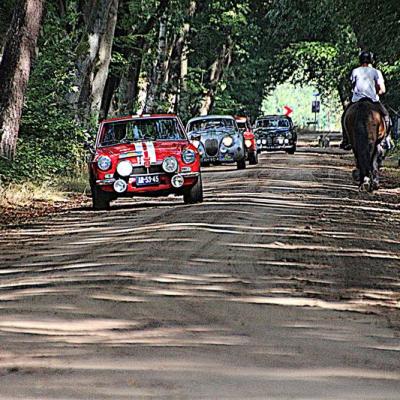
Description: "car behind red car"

(88, 114), (203, 210)
(234, 116), (258, 165)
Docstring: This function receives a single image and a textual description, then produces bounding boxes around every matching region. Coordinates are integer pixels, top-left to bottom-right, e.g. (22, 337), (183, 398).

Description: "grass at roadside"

(0, 173), (90, 227)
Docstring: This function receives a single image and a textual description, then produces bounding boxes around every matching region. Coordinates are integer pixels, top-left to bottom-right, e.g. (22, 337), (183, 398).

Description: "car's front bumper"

(200, 149), (245, 164)
(256, 137), (296, 152)
(96, 172), (199, 193)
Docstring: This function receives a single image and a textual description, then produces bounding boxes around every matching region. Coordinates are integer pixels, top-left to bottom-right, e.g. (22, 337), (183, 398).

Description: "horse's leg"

(372, 146), (380, 190)
(352, 156), (360, 182)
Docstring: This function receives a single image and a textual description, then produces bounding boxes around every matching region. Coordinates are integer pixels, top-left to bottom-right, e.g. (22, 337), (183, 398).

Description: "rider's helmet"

(359, 51), (374, 65)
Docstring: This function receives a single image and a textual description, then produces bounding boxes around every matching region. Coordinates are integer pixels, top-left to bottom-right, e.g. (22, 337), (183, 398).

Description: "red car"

(234, 116), (258, 165)
(88, 114), (203, 210)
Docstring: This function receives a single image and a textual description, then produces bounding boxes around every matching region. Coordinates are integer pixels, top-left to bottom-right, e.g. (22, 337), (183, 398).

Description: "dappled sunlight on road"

(0, 151), (399, 399)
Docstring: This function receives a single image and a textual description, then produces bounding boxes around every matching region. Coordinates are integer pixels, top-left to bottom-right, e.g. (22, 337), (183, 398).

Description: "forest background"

(0, 0), (399, 185)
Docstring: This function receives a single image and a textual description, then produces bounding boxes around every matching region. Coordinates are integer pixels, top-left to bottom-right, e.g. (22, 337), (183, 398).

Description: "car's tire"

(183, 175), (203, 204)
(236, 156), (246, 170)
(248, 151), (258, 165)
(92, 185), (112, 210)
(286, 145), (296, 155)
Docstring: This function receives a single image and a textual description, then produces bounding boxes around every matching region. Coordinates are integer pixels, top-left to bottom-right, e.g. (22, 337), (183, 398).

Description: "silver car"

(186, 115), (246, 169)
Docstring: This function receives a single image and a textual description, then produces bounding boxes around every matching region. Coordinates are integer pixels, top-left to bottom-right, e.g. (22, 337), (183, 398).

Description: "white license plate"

(136, 175), (160, 187)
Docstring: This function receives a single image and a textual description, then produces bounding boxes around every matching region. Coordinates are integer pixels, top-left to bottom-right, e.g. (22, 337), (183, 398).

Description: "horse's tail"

(354, 103), (372, 186)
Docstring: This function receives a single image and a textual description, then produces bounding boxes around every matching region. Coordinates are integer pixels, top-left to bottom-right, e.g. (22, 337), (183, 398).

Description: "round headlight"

(245, 139), (252, 148)
(116, 160), (133, 177)
(113, 179), (127, 193)
(262, 139), (267, 145)
(256, 139), (261, 144)
(171, 174), (184, 188)
(222, 136), (234, 147)
(182, 149), (196, 164)
(97, 156), (112, 171)
(162, 156), (178, 173)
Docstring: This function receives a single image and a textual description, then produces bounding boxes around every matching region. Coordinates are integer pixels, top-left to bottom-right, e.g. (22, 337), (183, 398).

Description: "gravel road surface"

(1, 151), (399, 399)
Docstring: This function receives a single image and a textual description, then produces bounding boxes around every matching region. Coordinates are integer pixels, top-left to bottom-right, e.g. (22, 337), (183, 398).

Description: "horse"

(343, 100), (387, 192)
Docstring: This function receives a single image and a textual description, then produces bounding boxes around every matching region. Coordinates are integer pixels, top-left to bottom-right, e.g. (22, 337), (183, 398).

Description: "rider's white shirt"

(351, 66), (384, 102)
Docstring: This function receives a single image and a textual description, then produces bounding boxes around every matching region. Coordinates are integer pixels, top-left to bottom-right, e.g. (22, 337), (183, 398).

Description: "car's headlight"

(245, 139), (252, 148)
(97, 155), (112, 171)
(162, 156), (178, 173)
(222, 136), (234, 147)
(182, 149), (196, 164)
(116, 160), (133, 177)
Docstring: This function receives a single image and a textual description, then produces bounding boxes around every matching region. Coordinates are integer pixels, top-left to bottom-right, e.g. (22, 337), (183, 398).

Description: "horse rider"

(341, 51), (391, 150)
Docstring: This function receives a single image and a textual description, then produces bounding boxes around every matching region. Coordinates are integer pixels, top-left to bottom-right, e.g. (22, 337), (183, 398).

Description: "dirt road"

(0, 151), (399, 399)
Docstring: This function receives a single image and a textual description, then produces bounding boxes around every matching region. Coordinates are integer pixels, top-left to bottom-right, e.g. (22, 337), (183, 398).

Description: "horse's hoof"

(372, 180), (380, 191)
(360, 177), (371, 192)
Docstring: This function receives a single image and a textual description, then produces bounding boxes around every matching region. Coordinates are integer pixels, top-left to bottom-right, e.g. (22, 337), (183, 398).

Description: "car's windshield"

(256, 118), (290, 129)
(99, 118), (185, 146)
(236, 121), (247, 130)
(188, 118), (235, 132)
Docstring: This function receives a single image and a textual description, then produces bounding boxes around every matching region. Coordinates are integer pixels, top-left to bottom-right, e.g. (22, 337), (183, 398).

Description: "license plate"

(136, 175), (160, 187)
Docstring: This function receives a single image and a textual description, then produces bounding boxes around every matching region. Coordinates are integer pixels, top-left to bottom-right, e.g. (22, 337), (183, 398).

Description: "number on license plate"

(136, 175), (160, 187)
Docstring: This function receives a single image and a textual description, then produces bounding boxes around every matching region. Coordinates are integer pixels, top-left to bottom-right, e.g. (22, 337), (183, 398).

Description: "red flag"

(283, 106), (293, 117)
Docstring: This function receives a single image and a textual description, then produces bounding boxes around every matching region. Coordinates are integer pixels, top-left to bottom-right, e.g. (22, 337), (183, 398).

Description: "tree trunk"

(70, 0), (119, 126)
(180, 0), (196, 92)
(121, 39), (146, 114)
(115, 0), (170, 115)
(144, 14), (168, 113)
(100, 74), (120, 120)
(0, 0), (44, 161)
(91, 0), (119, 120)
(197, 38), (233, 116)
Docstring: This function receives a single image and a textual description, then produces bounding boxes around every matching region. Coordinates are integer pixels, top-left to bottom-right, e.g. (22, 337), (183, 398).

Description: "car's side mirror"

(84, 141), (95, 155)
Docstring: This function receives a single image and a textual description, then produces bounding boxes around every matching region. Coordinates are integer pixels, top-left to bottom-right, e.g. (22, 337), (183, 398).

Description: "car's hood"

(188, 128), (238, 138)
(97, 140), (189, 157)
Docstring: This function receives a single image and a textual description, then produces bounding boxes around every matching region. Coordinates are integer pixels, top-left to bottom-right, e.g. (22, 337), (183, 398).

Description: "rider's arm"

(375, 70), (386, 95)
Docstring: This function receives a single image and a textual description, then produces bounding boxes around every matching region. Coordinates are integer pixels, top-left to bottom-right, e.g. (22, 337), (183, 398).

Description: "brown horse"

(343, 100), (387, 191)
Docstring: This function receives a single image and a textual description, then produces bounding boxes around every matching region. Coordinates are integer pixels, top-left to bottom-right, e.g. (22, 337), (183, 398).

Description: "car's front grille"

(131, 165), (163, 175)
(204, 139), (219, 156)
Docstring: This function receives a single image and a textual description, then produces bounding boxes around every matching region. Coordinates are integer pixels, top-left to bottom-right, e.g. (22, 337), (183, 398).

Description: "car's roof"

(187, 115), (235, 123)
(102, 113), (178, 124)
(234, 116), (247, 122)
(256, 114), (291, 120)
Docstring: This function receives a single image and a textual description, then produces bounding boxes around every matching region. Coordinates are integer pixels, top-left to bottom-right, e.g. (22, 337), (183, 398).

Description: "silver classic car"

(254, 115), (297, 154)
(186, 115), (246, 169)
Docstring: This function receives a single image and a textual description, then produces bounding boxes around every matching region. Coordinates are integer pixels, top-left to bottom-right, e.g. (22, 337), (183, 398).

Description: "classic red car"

(234, 116), (258, 164)
(88, 114), (203, 210)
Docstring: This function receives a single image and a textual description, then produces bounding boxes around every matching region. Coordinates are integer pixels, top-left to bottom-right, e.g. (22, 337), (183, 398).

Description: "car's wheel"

(92, 185), (112, 210)
(236, 156), (246, 170)
(286, 145), (296, 155)
(248, 151), (258, 165)
(183, 175), (203, 204)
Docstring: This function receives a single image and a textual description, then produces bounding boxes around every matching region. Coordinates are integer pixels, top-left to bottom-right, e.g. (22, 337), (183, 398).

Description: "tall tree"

(69, 0), (119, 126)
(0, 0), (44, 161)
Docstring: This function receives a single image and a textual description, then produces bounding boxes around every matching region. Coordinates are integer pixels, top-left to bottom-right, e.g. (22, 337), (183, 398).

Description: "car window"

(188, 118), (235, 132)
(100, 118), (185, 145)
(256, 118), (289, 128)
